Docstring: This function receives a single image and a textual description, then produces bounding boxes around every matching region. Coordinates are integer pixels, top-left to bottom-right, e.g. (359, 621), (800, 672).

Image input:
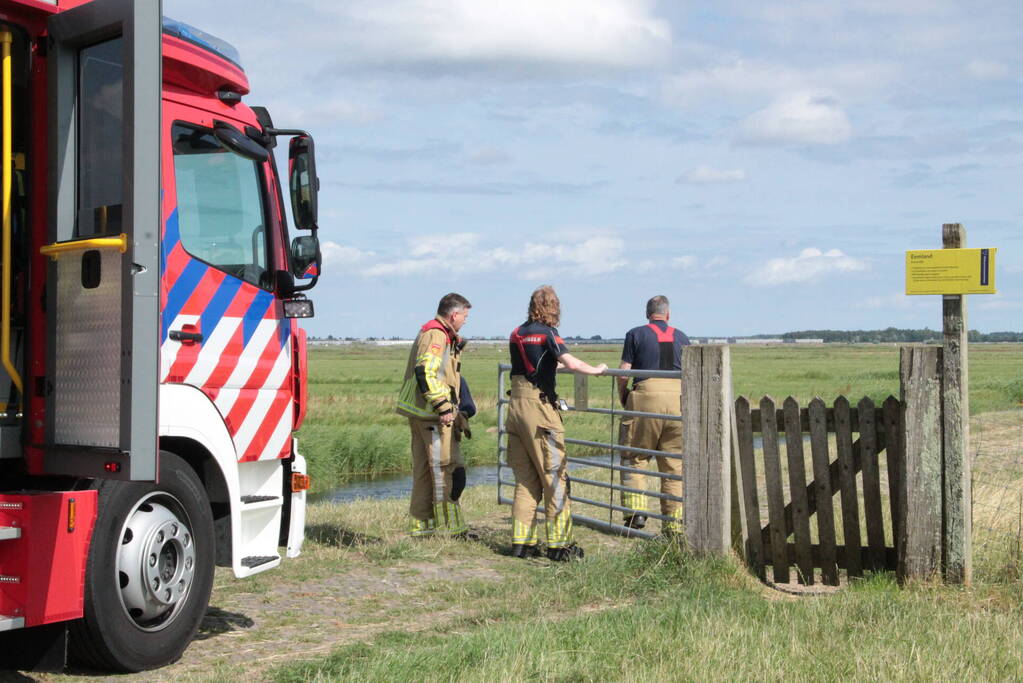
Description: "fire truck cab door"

(44, 0), (162, 481)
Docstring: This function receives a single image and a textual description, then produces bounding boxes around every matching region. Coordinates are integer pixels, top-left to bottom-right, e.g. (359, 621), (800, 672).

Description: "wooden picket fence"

(733, 395), (903, 586)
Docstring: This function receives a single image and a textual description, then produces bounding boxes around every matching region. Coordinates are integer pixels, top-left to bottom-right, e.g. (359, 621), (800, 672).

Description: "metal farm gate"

(495, 363), (684, 540)
(494, 344), (733, 555)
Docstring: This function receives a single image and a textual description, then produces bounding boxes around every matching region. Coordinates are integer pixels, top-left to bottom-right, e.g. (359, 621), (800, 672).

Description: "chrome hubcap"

(116, 494), (196, 631)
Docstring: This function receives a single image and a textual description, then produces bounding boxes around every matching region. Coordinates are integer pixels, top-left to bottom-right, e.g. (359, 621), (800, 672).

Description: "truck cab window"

(171, 122), (270, 289)
(77, 38), (123, 237)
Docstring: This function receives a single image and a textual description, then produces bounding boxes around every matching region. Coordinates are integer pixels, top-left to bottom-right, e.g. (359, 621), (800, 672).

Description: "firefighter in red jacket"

(506, 286), (606, 561)
(396, 293), (471, 537)
(617, 295), (690, 533)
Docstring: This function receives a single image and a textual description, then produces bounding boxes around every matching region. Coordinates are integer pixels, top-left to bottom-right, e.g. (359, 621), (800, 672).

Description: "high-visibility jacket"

(396, 317), (462, 420)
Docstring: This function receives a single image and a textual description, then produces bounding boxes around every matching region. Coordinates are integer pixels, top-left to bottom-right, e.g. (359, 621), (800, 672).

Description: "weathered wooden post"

(682, 345), (732, 555)
(573, 373), (589, 411)
(898, 345), (943, 581)
(941, 223), (971, 584)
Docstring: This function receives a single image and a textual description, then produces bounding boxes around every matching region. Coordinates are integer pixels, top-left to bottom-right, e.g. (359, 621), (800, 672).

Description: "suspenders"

(509, 326), (537, 375)
(646, 322), (677, 371)
(646, 322), (676, 343)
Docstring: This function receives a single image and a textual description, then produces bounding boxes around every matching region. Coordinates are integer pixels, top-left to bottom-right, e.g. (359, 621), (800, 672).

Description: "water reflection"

(313, 435), (779, 504)
(313, 455), (617, 504)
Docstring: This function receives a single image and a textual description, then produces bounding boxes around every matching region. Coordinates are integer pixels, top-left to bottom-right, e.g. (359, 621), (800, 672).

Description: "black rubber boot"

(623, 514), (647, 530)
(511, 543), (541, 559)
(547, 544), (585, 562)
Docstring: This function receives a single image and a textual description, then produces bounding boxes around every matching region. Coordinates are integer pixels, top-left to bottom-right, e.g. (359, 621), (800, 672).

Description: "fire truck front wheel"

(69, 452), (215, 672)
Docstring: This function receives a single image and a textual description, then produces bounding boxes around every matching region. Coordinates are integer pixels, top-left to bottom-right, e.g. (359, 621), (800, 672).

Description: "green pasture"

(268, 489), (1023, 683)
(298, 343), (1022, 491)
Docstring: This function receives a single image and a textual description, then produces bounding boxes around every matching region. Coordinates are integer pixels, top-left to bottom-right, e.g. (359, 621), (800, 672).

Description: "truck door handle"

(170, 326), (203, 344)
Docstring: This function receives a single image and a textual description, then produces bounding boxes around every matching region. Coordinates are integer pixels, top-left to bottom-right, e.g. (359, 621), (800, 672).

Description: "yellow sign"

(905, 248), (996, 295)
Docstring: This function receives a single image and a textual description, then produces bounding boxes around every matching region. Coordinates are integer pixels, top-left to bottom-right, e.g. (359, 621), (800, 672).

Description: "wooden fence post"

(942, 223), (971, 584)
(574, 373), (589, 411)
(682, 345), (732, 555)
(898, 345), (943, 582)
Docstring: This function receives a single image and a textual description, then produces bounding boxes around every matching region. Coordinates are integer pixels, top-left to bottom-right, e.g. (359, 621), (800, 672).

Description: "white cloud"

(662, 59), (896, 108)
(349, 232), (627, 280)
(746, 247), (867, 286)
(966, 59), (1011, 81)
(680, 165), (746, 184)
(740, 92), (852, 146)
(521, 236), (627, 277)
(320, 241), (375, 265)
(316, 0), (672, 71)
(409, 232), (481, 258)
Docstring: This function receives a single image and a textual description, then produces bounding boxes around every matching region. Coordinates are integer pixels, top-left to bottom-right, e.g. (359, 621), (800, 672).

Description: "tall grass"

(298, 343), (1022, 491)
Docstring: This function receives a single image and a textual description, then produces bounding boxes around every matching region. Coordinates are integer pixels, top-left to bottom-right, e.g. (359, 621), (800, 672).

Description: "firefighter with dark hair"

(396, 293), (471, 537)
(506, 285), (606, 561)
(617, 295), (690, 533)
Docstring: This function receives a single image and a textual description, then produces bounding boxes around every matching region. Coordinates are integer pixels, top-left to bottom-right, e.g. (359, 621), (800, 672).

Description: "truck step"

(0, 615), (25, 632)
(0, 526), (20, 541)
(240, 495), (279, 504)
(239, 495), (281, 511)
(241, 555), (278, 569)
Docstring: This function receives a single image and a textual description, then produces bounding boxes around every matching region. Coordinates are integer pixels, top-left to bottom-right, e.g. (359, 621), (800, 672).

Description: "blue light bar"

(162, 17), (242, 69)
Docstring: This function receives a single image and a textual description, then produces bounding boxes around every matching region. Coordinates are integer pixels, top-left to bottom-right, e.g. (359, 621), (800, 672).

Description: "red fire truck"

(0, 0), (321, 671)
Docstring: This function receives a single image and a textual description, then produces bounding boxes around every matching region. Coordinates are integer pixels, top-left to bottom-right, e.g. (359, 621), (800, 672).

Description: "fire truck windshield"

(172, 123), (271, 290)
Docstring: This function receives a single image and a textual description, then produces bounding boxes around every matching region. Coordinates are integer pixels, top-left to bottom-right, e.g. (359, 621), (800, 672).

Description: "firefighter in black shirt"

(506, 286), (606, 561)
(617, 295), (690, 533)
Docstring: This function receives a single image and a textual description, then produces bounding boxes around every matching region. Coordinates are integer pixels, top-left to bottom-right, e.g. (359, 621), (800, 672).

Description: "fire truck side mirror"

(290, 235), (321, 281)
(289, 135), (318, 230)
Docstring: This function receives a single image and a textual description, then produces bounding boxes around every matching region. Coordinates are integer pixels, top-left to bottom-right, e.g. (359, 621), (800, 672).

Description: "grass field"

(261, 492), (1023, 683)
(56, 475), (1022, 681)
(298, 342), (1023, 491)
(36, 345), (1017, 681)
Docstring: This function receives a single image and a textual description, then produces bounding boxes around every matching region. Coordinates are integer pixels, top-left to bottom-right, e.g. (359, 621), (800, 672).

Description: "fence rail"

(496, 363), (684, 541)
(495, 345), (733, 555)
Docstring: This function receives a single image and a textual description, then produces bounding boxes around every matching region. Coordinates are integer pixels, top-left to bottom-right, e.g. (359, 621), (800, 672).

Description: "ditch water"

(313, 434), (777, 503)
(313, 455), (621, 504)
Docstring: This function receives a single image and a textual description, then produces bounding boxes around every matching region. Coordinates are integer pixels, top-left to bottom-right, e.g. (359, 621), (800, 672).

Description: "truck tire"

(69, 452), (215, 672)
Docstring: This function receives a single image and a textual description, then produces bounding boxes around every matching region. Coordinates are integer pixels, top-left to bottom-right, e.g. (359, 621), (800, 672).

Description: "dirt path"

(29, 514), (617, 682)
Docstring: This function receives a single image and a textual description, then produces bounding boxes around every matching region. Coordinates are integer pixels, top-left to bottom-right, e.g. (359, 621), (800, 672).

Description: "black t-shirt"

(509, 320), (568, 398)
(621, 320), (690, 385)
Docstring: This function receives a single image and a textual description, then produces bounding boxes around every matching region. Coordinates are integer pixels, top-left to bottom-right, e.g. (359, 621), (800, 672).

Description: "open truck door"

(35, 0), (215, 672)
(44, 0), (161, 481)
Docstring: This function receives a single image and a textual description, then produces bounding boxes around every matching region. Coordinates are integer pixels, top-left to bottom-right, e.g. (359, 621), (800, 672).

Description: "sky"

(165, 0), (1021, 338)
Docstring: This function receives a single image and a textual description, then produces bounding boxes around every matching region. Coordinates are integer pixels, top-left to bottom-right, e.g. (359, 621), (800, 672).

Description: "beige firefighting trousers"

(620, 377), (683, 531)
(505, 376), (573, 549)
(408, 418), (467, 536)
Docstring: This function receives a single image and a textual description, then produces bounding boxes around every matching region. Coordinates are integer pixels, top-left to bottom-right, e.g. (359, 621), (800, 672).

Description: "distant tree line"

(746, 328), (1023, 343)
(310, 328), (1023, 344)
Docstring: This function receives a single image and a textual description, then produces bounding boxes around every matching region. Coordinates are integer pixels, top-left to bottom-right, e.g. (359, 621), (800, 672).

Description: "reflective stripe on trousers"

(513, 518), (538, 546)
(546, 429), (566, 514)
(431, 427), (444, 509)
(546, 507), (573, 548)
